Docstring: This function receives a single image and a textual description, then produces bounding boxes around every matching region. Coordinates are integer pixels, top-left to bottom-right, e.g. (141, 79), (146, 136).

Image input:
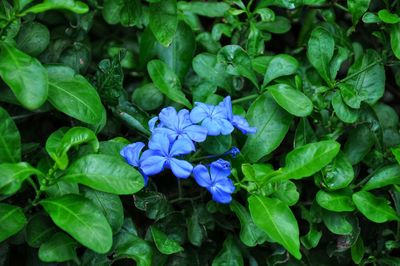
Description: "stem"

(232, 94), (259, 104)
(333, 3), (348, 12)
(336, 60), (382, 84)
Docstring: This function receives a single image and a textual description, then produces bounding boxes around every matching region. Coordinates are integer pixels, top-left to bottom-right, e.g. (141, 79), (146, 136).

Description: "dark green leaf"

(38, 232), (79, 263)
(363, 165), (400, 191)
(343, 124), (375, 165)
(149, 0), (178, 46)
(200, 135), (232, 155)
(347, 0), (371, 24)
(263, 54), (299, 86)
(16, 22), (50, 57)
(25, 214), (57, 248)
(177, 1), (229, 17)
(391, 24), (400, 60)
(322, 211), (355, 235)
(150, 226), (183, 255)
(212, 236), (244, 266)
(0, 107), (20, 163)
(351, 236), (364, 264)
(0, 203), (27, 242)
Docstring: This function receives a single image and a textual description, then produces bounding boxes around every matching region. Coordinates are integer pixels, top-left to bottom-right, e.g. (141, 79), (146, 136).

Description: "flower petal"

(148, 133), (170, 156)
(148, 116), (158, 132)
(193, 164), (212, 187)
(159, 107), (178, 130)
(177, 109), (192, 129)
(232, 115), (257, 134)
(184, 124), (208, 142)
(218, 96), (233, 121)
(214, 178), (235, 194)
(190, 103), (210, 123)
(201, 118), (221, 136)
(153, 127), (178, 142)
(169, 137), (195, 156)
(120, 142), (145, 167)
(210, 159), (231, 182)
(170, 158), (193, 179)
(217, 118), (234, 135)
(210, 186), (233, 204)
(140, 155), (167, 176)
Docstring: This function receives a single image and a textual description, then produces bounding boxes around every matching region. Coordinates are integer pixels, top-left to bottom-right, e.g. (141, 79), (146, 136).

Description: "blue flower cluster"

(120, 96), (256, 203)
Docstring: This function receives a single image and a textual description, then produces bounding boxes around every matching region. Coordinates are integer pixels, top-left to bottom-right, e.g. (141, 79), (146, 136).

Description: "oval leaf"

(363, 164), (400, 191)
(316, 190), (355, 212)
(0, 107), (21, 163)
(263, 54), (299, 86)
(149, 0), (178, 46)
(0, 203), (27, 242)
(150, 226), (183, 255)
(39, 232), (79, 263)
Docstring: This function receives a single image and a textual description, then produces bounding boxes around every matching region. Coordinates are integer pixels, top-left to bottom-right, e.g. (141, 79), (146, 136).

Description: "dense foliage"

(1, 0), (400, 265)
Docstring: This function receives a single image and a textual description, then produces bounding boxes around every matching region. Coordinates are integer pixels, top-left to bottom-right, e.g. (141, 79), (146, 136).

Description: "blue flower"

(152, 107), (207, 147)
(190, 102), (234, 136)
(193, 159), (235, 204)
(120, 142), (149, 185)
(219, 96), (256, 134)
(140, 133), (194, 179)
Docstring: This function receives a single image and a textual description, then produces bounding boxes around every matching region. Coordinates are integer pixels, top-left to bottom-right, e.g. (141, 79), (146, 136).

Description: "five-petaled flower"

(193, 159), (235, 204)
(120, 142), (149, 185)
(140, 133), (194, 179)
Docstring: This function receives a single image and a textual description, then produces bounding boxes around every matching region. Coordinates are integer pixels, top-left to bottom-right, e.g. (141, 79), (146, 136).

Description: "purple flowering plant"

(120, 96), (256, 204)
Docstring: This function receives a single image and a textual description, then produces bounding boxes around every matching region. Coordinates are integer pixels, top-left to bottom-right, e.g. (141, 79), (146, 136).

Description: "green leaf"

(187, 209), (203, 247)
(321, 152), (355, 190)
(347, 0), (371, 24)
(351, 237), (365, 264)
(272, 140), (340, 181)
(363, 165), (400, 191)
(21, 0), (89, 15)
(322, 211), (355, 235)
(0, 162), (42, 196)
(0, 107), (21, 163)
(212, 236), (244, 266)
(270, 180), (300, 206)
(46, 65), (106, 125)
(343, 124), (375, 165)
(242, 92), (293, 162)
(25, 214), (57, 248)
(82, 187), (124, 234)
(268, 84), (313, 117)
(63, 154), (144, 195)
(316, 190), (355, 212)
(149, 0), (178, 46)
(352, 191), (400, 223)
(391, 24), (400, 60)
(102, 0), (143, 27)
(343, 49), (385, 105)
(16, 22), (50, 57)
(338, 83), (361, 109)
(40, 194), (113, 253)
(177, 1), (229, 17)
(230, 200), (268, 247)
(147, 59), (192, 108)
(256, 16), (291, 34)
(38, 232), (79, 263)
(0, 41), (48, 110)
(378, 9), (400, 24)
(0, 203), (27, 242)
(248, 195), (301, 259)
(200, 135), (232, 155)
(132, 83), (164, 111)
(150, 226), (183, 255)
(263, 54), (299, 86)
(156, 22), (195, 80)
(332, 91), (359, 123)
(46, 127), (99, 170)
(307, 27), (335, 86)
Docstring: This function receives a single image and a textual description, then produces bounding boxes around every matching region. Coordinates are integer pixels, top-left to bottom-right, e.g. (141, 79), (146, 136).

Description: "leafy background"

(1, 0), (400, 265)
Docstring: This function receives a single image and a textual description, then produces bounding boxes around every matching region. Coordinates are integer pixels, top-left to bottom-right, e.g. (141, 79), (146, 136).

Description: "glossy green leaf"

(0, 107), (21, 163)
(307, 27), (335, 86)
(268, 84), (313, 117)
(0, 162), (42, 195)
(322, 211), (355, 235)
(378, 9), (400, 24)
(40, 194), (113, 253)
(21, 0), (89, 15)
(347, 0), (371, 24)
(316, 190), (355, 212)
(16, 22), (50, 57)
(270, 180), (300, 206)
(147, 59), (192, 108)
(338, 83), (361, 109)
(150, 226), (183, 255)
(0, 203), (27, 242)
(25, 214), (57, 248)
(256, 16), (291, 34)
(263, 54), (299, 86)
(46, 65), (105, 125)
(201, 135), (232, 155)
(351, 237), (365, 264)
(0, 41), (48, 110)
(230, 201), (268, 247)
(149, 0), (178, 46)
(102, 0), (143, 27)
(272, 140), (340, 181)
(63, 154), (144, 195)
(332, 91), (358, 123)
(352, 191), (400, 223)
(391, 24), (400, 60)
(212, 236), (244, 266)
(83, 187), (124, 234)
(177, 1), (229, 17)
(321, 152), (355, 190)
(242, 93), (293, 162)
(38, 232), (79, 263)
(343, 124), (375, 165)
(363, 165), (400, 191)
(248, 195), (301, 259)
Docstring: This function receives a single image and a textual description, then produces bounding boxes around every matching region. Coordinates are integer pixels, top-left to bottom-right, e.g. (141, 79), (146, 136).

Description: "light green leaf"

(378, 9), (400, 24)
(177, 1), (230, 17)
(0, 41), (48, 110)
(263, 54), (299, 86)
(46, 65), (106, 125)
(0, 203), (27, 242)
(351, 237), (365, 264)
(242, 92), (293, 162)
(268, 84), (313, 117)
(307, 27), (335, 86)
(363, 165), (400, 191)
(39, 232), (79, 263)
(149, 0), (178, 46)
(21, 0), (88, 15)
(352, 191), (400, 223)
(63, 154), (144, 195)
(347, 0), (371, 24)
(272, 140), (340, 181)
(332, 91), (359, 123)
(0, 107), (20, 163)
(0, 162), (42, 196)
(322, 211), (355, 235)
(321, 152), (355, 190)
(147, 59), (192, 108)
(150, 226), (183, 255)
(40, 194), (113, 253)
(316, 190), (355, 212)
(248, 195), (301, 259)
(391, 24), (400, 60)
